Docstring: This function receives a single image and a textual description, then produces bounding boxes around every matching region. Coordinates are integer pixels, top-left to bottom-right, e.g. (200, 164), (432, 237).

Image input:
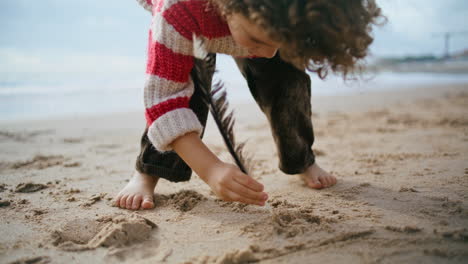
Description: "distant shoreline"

(368, 58), (468, 75)
(1, 73), (468, 123)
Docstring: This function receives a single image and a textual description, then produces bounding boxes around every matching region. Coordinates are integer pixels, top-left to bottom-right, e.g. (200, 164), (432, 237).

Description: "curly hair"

(209, 0), (386, 79)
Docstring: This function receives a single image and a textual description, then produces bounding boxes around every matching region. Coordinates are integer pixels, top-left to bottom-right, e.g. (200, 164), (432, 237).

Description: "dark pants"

(135, 53), (316, 182)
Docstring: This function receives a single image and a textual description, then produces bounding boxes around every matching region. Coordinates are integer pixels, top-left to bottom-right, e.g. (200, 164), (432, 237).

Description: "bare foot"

(300, 163), (337, 189)
(114, 171), (159, 210)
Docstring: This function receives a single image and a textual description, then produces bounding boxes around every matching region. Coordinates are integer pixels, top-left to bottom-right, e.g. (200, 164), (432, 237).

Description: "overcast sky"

(1, 0), (467, 85)
(374, 0), (468, 57)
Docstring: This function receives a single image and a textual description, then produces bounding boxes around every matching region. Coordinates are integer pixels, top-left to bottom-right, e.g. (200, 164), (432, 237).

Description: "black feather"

(193, 40), (252, 174)
(208, 81), (252, 174)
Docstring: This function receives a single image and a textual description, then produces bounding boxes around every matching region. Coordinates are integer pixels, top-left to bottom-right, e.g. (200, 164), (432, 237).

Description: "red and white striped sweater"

(136, 0), (252, 152)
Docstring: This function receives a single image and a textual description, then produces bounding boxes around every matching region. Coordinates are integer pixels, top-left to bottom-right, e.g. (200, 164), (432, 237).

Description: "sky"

(0, 0), (467, 87)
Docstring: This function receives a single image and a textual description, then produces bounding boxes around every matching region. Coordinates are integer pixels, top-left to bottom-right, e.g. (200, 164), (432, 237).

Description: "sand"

(0, 83), (467, 263)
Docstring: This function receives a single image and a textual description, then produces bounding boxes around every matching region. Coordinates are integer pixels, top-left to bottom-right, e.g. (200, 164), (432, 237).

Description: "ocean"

(1, 55), (468, 122)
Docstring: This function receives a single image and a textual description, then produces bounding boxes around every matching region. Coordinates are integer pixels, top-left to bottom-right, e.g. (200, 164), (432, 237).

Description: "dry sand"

(0, 83), (467, 263)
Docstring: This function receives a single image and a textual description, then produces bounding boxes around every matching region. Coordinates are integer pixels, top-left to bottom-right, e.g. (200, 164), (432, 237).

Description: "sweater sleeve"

(144, 1), (202, 152)
(136, 0), (153, 13)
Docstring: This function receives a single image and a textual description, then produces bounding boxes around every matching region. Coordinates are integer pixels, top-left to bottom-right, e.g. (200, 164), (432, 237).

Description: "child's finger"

(228, 180), (267, 202)
(233, 173), (264, 192)
(224, 189), (264, 206)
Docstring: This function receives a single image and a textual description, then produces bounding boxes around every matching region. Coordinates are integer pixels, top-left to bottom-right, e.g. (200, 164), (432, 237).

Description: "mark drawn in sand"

(271, 208), (325, 238)
(15, 182), (48, 193)
(385, 225), (422, 234)
(384, 113), (468, 129)
(337, 182), (372, 200)
(51, 214), (157, 252)
(193, 230), (375, 263)
(215, 199), (251, 213)
(0, 129), (54, 142)
(63, 162), (81, 168)
(241, 200), (335, 239)
(9, 155), (66, 170)
(0, 198), (11, 207)
(423, 248), (468, 259)
(63, 137), (83, 144)
(436, 228), (468, 242)
(89, 144), (125, 156)
(419, 197), (468, 218)
(215, 197), (299, 213)
(399, 187), (419, 193)
(8, 255), (51, 264)
(4, 155), (81, 170)
(23, 208), (49, 221)
(154, 190), (206, 212)
(80, 193), (107, 207)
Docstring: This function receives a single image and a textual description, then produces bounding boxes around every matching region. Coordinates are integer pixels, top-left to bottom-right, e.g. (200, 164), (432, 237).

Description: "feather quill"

(193, 34), (252, 174)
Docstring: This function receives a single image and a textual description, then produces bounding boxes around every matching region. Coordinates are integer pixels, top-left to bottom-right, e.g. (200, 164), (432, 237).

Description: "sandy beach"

(0, 83), (467, 263)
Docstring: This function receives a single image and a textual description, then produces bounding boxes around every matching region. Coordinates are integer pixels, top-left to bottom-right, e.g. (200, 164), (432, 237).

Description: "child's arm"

(171, 132), (268, 206)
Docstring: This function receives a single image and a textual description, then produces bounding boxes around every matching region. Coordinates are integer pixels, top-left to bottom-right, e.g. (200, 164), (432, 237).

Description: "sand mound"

(51, 215), (157, 251)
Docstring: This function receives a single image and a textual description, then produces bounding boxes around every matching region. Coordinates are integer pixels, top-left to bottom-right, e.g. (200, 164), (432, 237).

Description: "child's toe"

(126, 195), (135, 209)
(132, 195), (143, 210)
(141, 195), (154, 209)
(307, 178), (323, 189)
(309, 182), (323, 189)
(319, 176), (329, 187)
(113, 195), (122, 207)
(119, 195), (129, 208)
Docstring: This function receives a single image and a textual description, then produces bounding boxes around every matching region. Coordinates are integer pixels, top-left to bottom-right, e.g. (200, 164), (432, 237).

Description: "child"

(115, 0), (383, 210)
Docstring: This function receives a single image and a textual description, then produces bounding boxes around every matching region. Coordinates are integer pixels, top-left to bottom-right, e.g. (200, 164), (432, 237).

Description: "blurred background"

(1, 0), (467, 121)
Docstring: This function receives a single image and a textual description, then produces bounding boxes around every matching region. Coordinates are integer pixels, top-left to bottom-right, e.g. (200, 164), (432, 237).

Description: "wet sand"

(1, 83), (467, 263)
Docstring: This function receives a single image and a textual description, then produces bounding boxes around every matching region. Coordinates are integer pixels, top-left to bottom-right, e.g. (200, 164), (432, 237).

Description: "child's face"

(226, 13), (281, 58)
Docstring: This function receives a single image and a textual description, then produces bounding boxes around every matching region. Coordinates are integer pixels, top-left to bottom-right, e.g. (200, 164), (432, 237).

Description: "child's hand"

(169, 133), (267, 206)
(204, 162), (268, 206)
